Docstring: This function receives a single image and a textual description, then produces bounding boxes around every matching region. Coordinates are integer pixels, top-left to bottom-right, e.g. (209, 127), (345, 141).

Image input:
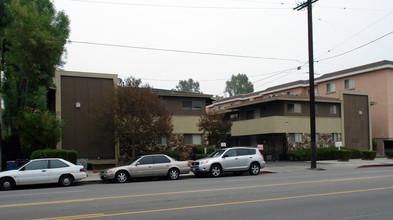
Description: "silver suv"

(190, 147), (265, 177)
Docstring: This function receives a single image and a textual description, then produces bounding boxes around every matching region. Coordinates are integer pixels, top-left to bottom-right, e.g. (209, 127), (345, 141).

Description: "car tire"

(115, 171), (129, 183)
(210, 164), (222, 177)
(168, 168), (180, 180)
(249, 163), (260, 175)
(59, 175), (73, 187)
(0, 178), (15, 190)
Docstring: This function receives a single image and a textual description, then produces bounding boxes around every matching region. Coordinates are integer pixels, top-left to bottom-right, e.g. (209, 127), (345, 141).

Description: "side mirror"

(222, 155), (228, 158)
(136, 162), (140, 166)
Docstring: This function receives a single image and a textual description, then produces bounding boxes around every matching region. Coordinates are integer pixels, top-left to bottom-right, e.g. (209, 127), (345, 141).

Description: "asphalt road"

(1, 167), (393, 220)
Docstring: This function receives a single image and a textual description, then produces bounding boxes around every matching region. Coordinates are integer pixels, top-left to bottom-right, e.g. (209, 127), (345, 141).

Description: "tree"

(197, 113), (232, 147)
(224, 73), (254, 96)
(1, 0), (69, 151)
(175, 78), (201, 93)
(97, 77), (173, 159)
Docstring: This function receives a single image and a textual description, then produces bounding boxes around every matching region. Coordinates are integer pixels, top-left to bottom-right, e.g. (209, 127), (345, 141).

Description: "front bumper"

(99, 171), (115, 180)
(190, 164), (210, 174)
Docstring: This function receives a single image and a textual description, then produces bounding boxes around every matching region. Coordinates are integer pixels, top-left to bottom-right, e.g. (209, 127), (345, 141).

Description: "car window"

(208, 150), (226, 158)
(154, 156), (170, 164)
(23, 160), (48, 170)
(248, 149), (256, 154)
(223, 149), (237, 157)
(237, 149), (251, 156)
(50, 160), (69, 168)
(138, 156), (153, 165)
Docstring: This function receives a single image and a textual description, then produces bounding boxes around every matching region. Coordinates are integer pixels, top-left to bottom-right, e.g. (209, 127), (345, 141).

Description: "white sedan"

(0, 158), (87, 190)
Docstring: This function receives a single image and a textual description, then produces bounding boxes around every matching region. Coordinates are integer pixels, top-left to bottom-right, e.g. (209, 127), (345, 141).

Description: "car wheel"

(249, 163), (260, 175)
(168, 168), (180, 180)
(210, 164), (222, 177)
(115, 171), (129, 183)
(0, 178), (15, 190)
(59, 175), (73, 187)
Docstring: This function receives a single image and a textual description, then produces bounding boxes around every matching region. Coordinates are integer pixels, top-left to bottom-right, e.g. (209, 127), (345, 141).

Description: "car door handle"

(42, 170), (46, 172)
(235, 158), (238, 160)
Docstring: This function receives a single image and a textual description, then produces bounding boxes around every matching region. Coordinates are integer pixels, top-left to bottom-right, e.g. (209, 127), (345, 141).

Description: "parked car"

(191, 147), (265, 177)
(100, 154), (190, 183)
(0, 158), (87, 190)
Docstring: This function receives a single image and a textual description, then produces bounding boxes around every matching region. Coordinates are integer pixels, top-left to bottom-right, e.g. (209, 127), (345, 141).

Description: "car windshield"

(208, 149), (226, 158)
(127, 157), (141, 165)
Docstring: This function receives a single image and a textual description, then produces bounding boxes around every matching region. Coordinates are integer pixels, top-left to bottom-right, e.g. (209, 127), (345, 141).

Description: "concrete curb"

(358, 164), (393, 168)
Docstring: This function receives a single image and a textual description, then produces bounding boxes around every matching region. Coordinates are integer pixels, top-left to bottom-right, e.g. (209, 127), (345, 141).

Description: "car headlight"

(106, 170), (113, 174)
(200, 160), (209, 165)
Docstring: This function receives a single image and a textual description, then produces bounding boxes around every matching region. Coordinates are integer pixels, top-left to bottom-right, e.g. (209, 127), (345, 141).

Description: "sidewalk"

(82, 158), (393, 182)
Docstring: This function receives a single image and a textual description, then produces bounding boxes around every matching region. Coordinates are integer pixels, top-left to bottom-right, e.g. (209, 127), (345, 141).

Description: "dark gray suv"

(190, 147), (265, 177)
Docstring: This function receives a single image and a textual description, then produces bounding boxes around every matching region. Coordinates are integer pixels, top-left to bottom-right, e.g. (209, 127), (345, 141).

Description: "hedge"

(30, 149), (78, 164)
(361, 150), (377, 160)
(193, 145), (216, 160)
(386, 150), (393, 158)
(289, 147), (361, 161)
(335, 150), (352, 161)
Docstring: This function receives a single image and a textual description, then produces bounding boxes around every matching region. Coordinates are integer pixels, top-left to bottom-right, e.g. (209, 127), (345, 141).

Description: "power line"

(317, 30), (393, 62)
(70, 40), (303, 62)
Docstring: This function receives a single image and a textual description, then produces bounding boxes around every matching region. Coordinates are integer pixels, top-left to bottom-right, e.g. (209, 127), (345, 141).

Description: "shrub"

(386, 150), (393, 158)
(361, 150), (377, 160)
(162, 150), (180, 160)
(288, 147), (361, 161)
(335, 150), (352, 161)
(30, 148), (78, 164)
(193, 145), (216, 160)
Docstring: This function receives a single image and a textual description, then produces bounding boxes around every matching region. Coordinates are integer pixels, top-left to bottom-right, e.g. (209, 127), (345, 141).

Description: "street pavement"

(83, 158), (393, 182)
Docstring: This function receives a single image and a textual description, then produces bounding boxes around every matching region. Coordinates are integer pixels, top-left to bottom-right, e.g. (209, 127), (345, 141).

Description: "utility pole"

(294, 0), (318, 169)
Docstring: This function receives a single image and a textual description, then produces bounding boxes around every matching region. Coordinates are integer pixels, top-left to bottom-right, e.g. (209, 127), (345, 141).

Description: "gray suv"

(190, 147), (265, 177)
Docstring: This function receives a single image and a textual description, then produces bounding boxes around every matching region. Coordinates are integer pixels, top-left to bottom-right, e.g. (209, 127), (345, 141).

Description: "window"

(246, 110), (255, 119)
(182, 101), (202, 111)
(289, 133), (303, 143)
(307, 88), (318, 96)
(326, 82), (335, 93)
(184, 134), (202, 145)
(23, 160), (48, 170)
(287, 103), (301, 113)
(50, 160), (68, 168)
(330, 105), (337, 114)
(158, 136), (168, 145)
(154, 156), (170, 164)
(344, 79), (354, 89)
(287, 91), (294, 95)
(223, 149), (237, 157)
(315, 104), (318, 114)
(236, 148), (255, 156)
(139, 156), (153, 165)
(230, 113), (238, 121)
(332, 133), (337, 142)
(315, 133), (319, 142)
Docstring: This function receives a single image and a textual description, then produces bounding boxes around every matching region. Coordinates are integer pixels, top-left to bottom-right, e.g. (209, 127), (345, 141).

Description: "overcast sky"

(53, 0), (393, 96)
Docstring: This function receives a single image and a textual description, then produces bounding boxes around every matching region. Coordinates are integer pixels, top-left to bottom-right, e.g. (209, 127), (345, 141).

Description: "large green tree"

(175, 78), (201, 93)
(224, 73), (254, 96)
(1, 0), (70, 151)
(97, 77), (173, 159)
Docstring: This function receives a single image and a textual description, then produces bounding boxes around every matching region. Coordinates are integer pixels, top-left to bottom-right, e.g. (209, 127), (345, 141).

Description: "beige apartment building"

(209, 60), (393, 155)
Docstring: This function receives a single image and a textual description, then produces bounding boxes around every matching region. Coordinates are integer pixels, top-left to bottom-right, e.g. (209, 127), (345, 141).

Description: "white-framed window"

(344, 79), (355, 89)
(287, 91), (294, 95)
(307, 88), (319, 96)
(287, 103), (302, 113)
(289, 133), (303, 143)
(326, 82), (335, 93)
(158, 136), (168, 145)
(230, 113), (238, 121)
(184, 134), (202, 145)
(330, 105), (337, 114)
(332, 133), (339, 142)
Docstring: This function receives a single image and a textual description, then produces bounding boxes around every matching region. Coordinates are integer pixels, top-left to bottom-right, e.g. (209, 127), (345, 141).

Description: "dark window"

(23, 160), (48, 170)
(223, 149), (237, 157)
(287, 103), (301, 113)
(138, 156), (153, 165)
(182, 101), (202, 111)
(246, 110), (254, 119)
(50, 160), (69, 168)
(237, 149), (251, 156)
(154, 156), (171, 164)
(248, 149), (256, 154)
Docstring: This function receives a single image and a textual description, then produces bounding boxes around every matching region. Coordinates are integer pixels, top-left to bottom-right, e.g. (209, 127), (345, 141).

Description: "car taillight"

(187, 162), (190, 167)
(80, 168), (86, 172)
(260, 154), (264, 159)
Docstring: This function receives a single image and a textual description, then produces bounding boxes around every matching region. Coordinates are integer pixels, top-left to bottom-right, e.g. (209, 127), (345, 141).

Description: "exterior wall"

(231, 116), (342, 136)
(55, 71), (119, 166)
(172, 115), (202, 134)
